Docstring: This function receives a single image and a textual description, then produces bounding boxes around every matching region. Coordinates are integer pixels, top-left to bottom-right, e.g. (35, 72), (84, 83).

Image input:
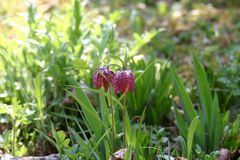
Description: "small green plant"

(222, 114), (240, 150)
(216, 45), (240, 111)
(34, 74), (47, 134)
(178, 116), (199, 159)
(37, 124), (71, 159)
(172, 55), (228, 157)
(0, 97), (34, 156)
(127, 60), (172, 124)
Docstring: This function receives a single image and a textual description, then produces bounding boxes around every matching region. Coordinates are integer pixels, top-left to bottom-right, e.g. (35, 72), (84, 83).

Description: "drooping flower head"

(92, 66), (115, 91)
(113, 70), (135, 94)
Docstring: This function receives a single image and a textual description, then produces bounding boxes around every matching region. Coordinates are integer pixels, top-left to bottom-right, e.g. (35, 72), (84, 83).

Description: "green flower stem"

(109, 86), (115, 153)
(12, 119), (16, 156)
(123, 93), (127, 148)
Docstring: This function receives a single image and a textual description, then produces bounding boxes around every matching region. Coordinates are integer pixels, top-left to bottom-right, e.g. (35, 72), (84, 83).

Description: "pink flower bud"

(113, 70), (135, 94)
(92, 67), (115, 91)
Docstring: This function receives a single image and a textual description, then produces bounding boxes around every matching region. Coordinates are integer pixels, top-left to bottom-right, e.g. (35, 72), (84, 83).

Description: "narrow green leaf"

(99, 88), (109, 125)
(103, 138), (111, 160)
(126, 112), (131, 147)
(171, 67), (197, 124)
(187, 116), (199, 160)
(68, 126), (98, 159)
(99, 28), (113, 54)
(92, 129), (109, 154)
(74, 117), (89, 141)
(129, 30), (162, 57)
(125, 145), (133, 160)
(173, 104), (188, 139)
(34, 73), (46, 133)
(139, 107), (146, 126)
(209, 93), (221, 150)
(193, 55), (212, 126)
(35, 128), (56, 147)
(178, 136), (187, 157)
(99, 89), (111, 159)
(194, 114), (207, 151)
(68, 127), (86, 145)
(68, 81), (105, 139)
(66, 86), (125, 110)
(135, 61), (154, 82)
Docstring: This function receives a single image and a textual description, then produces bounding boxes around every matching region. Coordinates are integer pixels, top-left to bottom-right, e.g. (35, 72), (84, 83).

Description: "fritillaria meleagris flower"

(113, 70), (135, 94)
(93, 66), (115, 91)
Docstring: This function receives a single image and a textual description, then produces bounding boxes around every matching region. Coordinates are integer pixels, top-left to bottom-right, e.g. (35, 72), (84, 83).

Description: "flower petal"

(92, 67), (114, 91)
(112, 70), (135, 94)
(126, 71), (135, 92)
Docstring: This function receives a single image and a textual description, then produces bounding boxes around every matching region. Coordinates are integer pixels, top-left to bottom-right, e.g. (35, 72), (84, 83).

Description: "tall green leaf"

(193, 55), (212, 126)
(126, 112), (131, 147)
(99, 88), (111, 158)
(99, 88), (109, 125)
(178, 136), (187, 157)
(173, 104), (188, 139)
(210, 93), (221, 150)
(171, 67), (197, 123)
(68, 81), (105, 139)
(187, 116), (199, 160)
(34, 73), (46, 133)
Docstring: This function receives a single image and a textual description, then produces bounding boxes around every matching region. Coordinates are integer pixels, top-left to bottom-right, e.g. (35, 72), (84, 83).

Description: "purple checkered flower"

(113, 70), (135, 94)
(92, 66), (114, 91)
